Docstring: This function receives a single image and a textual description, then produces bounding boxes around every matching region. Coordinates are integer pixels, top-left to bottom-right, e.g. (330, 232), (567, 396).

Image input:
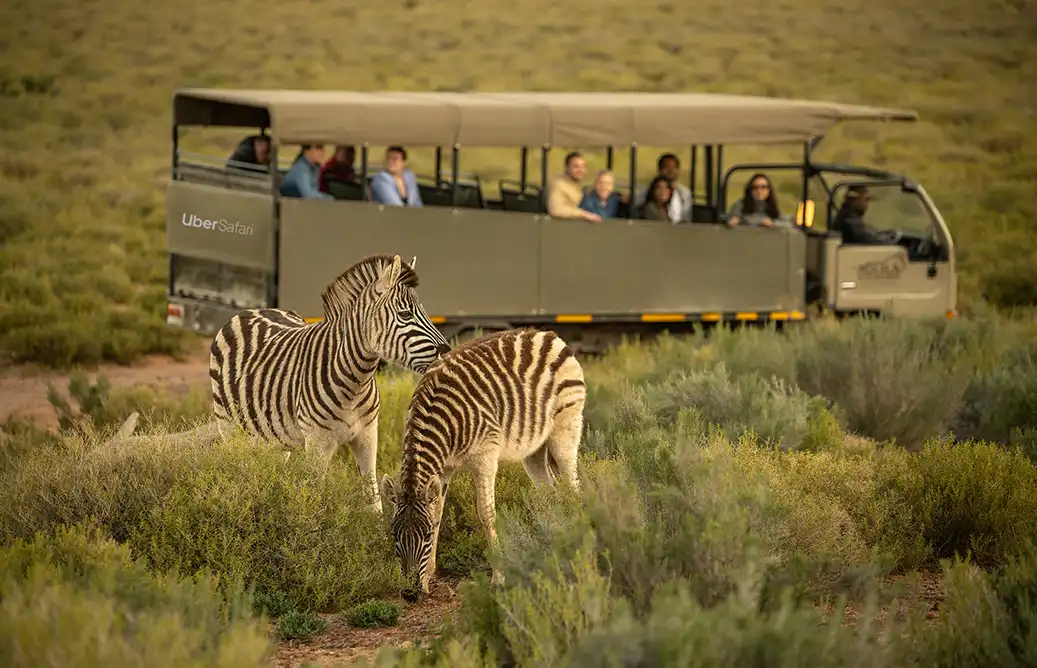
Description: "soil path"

(0, 338), (212, 431)
(272, 578), (463, 668)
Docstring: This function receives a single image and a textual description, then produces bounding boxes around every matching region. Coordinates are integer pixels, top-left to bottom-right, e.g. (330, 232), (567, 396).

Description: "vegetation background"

(1, 0), (1036, 367)
(0, 0), (1035, 665)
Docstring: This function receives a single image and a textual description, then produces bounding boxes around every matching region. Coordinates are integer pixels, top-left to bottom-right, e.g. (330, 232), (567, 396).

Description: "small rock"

(429, 582), (456, 600)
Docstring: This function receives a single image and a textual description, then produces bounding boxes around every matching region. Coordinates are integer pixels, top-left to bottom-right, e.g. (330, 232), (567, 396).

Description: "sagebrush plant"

(0, 432), (405, 612)
(346, 600), (402, 628)
(4, 318), (1037, 663)
(0, 521), (273, 668)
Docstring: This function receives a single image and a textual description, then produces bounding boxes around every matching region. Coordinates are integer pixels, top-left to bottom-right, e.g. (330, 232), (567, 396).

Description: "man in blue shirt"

(280, 144), (334, 200)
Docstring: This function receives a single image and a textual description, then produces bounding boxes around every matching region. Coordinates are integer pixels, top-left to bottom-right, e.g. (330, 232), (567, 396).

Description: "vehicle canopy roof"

(173, 88), (918, 149)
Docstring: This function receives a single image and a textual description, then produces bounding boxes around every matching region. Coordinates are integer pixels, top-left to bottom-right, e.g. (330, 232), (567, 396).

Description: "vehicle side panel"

(166, 181), (275, 270)
(539, 219), (806, 314)
(277, 200), (541, 318)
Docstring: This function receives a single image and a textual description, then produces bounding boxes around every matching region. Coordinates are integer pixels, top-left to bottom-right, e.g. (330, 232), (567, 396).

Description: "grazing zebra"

(209, 254), (451, 514)
(380, 327), (586, 601)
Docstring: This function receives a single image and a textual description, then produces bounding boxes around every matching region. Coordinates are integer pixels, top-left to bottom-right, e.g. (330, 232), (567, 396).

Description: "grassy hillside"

(1, 0), (1036, 368)
(2, 319), (1035, 665)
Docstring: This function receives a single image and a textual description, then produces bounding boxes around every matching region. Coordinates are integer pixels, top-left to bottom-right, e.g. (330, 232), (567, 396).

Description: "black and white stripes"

(209, 254), (450, 513)
(380, 327), (585, 599)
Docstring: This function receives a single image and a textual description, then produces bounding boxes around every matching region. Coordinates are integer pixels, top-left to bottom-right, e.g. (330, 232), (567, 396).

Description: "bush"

(882, 438), (1037, 569)
(899, 540), (1037, 667)
(954, 336), (1037, 447)
(0, 521), (272, 668)
(644, 363), (840, 452)
(0, 431), (402, 612)
(787, 316), (973, 449)
(276, 610), (329, 640)
(347, 600), (402, 628)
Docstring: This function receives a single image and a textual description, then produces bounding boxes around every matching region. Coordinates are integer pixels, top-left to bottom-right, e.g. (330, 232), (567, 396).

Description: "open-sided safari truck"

(166, 89), (957, 352)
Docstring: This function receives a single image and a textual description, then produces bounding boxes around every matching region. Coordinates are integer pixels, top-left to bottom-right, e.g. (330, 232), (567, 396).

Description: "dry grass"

(0, 0), (1035, 367)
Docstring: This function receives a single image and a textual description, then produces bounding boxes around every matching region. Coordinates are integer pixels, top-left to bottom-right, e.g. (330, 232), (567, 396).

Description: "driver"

(831, 185), (881, 244)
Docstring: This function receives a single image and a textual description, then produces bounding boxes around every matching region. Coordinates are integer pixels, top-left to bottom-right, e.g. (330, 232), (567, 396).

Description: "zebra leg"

(347, 417), (383, 514)
(471, 456), (504, 587)
(545, 402), (584, 493)
(428, 473), (451, 584)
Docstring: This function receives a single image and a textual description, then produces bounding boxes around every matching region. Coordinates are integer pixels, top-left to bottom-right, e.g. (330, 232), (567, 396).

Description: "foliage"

(1, 0), (1036, 367)
(3, 317), (1037, 663)
(0, 521), (273, 667)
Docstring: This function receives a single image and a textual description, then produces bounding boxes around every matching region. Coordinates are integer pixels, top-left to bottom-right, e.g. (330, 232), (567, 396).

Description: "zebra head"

(365, 255), (450, 374)
(380, 473), (442, 602)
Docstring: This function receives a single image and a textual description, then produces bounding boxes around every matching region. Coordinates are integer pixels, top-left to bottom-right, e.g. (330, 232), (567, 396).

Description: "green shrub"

(881, 439), (1037, 568)
(0, 521), (272, 668)
(901, 540), (1037, 667)
(644, 362), (838, 451)
(276, 610), (329, 640)
(954, 336), (1037, 446)
(788, 316), (973, 449)
(0, 431), (402, 612)
(346, 599), (402, 628)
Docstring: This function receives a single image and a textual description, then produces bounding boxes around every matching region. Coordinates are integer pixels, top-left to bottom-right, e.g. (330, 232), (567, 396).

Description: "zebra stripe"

(209, 254), (451, 513)
(381, 327), (585, 599)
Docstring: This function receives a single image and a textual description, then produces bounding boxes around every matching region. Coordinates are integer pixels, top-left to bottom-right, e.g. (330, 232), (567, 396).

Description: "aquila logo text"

(181, 213), (254, 236)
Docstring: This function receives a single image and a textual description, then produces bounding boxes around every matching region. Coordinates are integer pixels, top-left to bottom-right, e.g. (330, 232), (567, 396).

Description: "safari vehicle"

(165, 89), (957, 353)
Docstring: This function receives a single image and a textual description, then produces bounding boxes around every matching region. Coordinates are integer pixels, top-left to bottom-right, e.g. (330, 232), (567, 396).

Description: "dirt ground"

(273, 578), (463, 668)
(0, 338), (212, 430)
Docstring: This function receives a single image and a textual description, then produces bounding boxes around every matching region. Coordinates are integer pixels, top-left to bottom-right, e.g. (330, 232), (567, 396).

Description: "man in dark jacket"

(831, 185), (879, 244)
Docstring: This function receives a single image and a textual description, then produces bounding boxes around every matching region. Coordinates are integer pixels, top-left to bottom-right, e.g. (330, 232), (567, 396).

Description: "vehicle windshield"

(829, 182), (935, 238)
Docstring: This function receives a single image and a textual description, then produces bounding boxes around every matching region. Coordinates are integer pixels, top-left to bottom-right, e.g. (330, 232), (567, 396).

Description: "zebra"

(209, 253), (451, 514)
(379, 327), (586, 601)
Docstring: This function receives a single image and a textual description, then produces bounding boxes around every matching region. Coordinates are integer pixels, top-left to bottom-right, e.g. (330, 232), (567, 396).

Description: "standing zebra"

(209, 254), (451, 514)
(380, 327), (586, 601)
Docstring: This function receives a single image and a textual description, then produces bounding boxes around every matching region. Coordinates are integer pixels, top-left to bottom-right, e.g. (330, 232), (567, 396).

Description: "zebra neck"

(338, 302), (380, 370)
(399, 435), (446, 495)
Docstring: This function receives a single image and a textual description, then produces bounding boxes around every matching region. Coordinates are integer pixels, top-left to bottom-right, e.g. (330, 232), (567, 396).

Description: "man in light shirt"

(547, 152), (602, 223)
(633, 153), (693, 222)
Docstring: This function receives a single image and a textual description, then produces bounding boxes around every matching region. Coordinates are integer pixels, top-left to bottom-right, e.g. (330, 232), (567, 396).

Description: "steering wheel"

(874, 228), (903, 244)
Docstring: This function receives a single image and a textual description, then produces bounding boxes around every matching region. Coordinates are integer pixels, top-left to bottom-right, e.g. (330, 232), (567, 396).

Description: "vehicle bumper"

(166, 296), (244, 336)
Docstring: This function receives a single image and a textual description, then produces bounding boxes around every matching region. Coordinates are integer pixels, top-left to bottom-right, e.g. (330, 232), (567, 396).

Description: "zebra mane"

(320, 254), (419, 320)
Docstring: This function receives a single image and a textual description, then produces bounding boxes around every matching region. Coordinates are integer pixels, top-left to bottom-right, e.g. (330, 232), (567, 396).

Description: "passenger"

(633, 153), (692, 222)
(831, 185), (881, 244)
(578, 169), (623, 219)
(640, 175), (674, 222)
(370, 145), (423, 207)
(226, 134), (270, 172)
(726, 172), (786, 227)
(547, 151), (601, 222)
(280, 144), (334, 200)
(319, 145), (357, 194)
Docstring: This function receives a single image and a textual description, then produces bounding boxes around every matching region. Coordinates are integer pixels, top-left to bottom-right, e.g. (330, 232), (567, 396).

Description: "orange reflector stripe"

(641, 313), (687, 323)
(735, 312), (758, 320)
(556, 314), (593, 323)
(429, 316), (446, 324)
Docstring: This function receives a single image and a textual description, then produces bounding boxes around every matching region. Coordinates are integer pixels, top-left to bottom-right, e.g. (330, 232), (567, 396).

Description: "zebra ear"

(373, 255), (403, 297)
(380, 474), (398, 504)
(421, 474), (441, 504)
(410, 256), (417, 270)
